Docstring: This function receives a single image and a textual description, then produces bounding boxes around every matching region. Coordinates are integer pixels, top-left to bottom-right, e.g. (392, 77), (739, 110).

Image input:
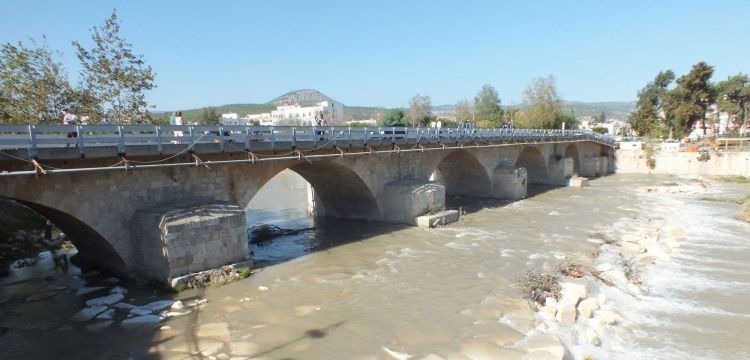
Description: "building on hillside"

(220, 100), (345, 127)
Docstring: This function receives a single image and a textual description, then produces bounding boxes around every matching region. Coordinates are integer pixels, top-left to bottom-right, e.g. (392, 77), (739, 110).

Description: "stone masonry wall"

(132, 200), (249, 281)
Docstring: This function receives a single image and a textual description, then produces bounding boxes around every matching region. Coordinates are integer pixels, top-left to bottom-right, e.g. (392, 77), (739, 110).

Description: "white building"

(220, 100), (345, 127)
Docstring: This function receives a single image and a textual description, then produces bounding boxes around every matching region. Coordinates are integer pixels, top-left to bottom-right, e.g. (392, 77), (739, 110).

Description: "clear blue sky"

(1, 0), (748, 111)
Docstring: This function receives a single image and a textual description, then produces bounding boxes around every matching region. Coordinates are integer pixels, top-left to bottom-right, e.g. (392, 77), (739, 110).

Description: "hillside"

(268, 89), (336, 106)
(562, 101), (635, 120)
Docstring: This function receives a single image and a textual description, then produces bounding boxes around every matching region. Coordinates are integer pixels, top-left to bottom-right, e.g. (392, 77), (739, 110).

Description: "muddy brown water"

(0, 172), (748, 359)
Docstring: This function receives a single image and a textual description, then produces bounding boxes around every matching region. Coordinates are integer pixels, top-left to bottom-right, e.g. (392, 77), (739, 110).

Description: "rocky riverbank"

(514, 177), (713, 360)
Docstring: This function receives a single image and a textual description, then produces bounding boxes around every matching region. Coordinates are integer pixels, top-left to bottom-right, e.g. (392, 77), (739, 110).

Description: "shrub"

(517, 270), (561, 304)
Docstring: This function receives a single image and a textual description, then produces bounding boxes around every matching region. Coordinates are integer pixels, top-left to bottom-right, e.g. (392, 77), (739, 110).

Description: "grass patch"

(517, 270), (561, 304)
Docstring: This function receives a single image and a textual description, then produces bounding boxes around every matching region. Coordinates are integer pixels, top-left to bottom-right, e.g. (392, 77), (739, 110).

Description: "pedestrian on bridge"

(62, 108), (78, 147)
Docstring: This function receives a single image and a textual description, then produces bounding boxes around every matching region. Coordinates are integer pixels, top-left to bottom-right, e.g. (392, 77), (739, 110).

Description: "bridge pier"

(579, 156), (609, 177)
(491, 167), (528, 200)
(380, 181), (445, 225)
(131, 200), (250, 284)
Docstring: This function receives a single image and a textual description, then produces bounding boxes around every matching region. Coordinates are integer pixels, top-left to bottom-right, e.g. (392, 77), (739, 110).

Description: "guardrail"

(0, 124), (616, 157)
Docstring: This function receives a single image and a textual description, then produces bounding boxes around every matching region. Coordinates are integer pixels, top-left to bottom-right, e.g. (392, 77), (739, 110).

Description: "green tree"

(670, 62), (715, 137)
(628, 70), (674, 136)
(0, 39), (74, 124)
(407, 93), (432, 127)
(73, 10), (155, 124)
(715, 73), (750, 133)
(517, 76), (563, 129)
(473, 84), (502, 125)
(594, 111), (605, 123)
(555, 111), (579, 130)
(196, 107), (220, 125)
(379, 108), (404, 126)
(454, 99), (472, 123)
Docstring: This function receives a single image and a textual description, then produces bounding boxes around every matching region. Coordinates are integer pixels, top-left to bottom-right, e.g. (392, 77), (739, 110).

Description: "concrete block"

(492, 167), (527, 200)
(567, 177), (589, 187)
(416, 210), (460, 228)
(381, 181), (445, 225)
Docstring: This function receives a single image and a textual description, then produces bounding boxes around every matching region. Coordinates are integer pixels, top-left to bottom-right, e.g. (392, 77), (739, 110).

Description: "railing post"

(348, 127), (352, 147)
(219, 126), (225, 152)
(156, 126), (163, 154)
(364, 127), (369, 145)
(311, 125), (316, 144)
(189, 126), (195, 146)
(379, 127), (383, 146)
(118, 125), (126, 155)
(244, 126), (251, 151)
(292, 127), (297, 149)
(28, 124), (37, 158)
(391, 126), (395, 144)
(77, 125), (85, 155)
(270, 126), (275, 151)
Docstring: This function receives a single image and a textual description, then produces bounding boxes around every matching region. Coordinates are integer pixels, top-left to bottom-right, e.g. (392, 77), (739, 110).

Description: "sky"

(1, 0), (749, 111)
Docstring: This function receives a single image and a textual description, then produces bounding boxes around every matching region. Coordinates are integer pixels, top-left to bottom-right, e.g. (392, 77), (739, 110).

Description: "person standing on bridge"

(62, 108), (78, 147)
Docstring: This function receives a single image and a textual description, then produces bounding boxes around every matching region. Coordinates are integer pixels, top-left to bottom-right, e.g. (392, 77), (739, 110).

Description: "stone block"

(381, 181), (445, 225)
(567, 177), (589, 187)
(492, 166), (527, 200)
(131, 200), (249, 282)
(416, 210), (460, 228)
(579, 157), (601, 177)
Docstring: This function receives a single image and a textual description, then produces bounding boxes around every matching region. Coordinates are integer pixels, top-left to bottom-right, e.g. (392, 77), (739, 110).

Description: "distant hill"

(268, 89), (336, 106)
(562, 101), (635, 120)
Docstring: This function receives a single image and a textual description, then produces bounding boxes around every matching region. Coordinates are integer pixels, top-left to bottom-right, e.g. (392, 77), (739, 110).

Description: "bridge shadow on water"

(445, 183), (565, 216)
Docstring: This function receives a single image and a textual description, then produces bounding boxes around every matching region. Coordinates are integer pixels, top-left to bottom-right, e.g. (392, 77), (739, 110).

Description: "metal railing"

(0, 124), (615, 156)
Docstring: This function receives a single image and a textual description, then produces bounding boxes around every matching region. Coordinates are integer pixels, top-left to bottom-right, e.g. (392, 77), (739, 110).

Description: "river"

(0, 172), (748, 359)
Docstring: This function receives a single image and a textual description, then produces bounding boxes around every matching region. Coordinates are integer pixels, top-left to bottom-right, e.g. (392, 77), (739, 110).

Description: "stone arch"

(240, 160), (382, 221)
(434, 150), (493, 197)
(515, 147), (548, 184)
(3, 197), (129, 277)
(564, 143), (581, 175)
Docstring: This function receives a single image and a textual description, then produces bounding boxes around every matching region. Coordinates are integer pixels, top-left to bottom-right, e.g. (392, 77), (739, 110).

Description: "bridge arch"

(515, 147), (547, 184)
(240, 160), (382, 221)
(564, 143), (581, 175)
(433, 150), (493, 197)
(2, 198), (129, 277)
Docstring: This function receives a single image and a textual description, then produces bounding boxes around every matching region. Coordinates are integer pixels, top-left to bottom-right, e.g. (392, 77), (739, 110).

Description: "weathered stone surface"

(95, 308), (116, 320)
(556, 302), (577, 325)
(512, 333), (565, 360)
(121, 315), (163, 328)
(129, 307), (152, 316)
(113, 302), (137, 311)
(75, 286), (105, 296)
(416, 210), (460, 228)
(132, 201), (249, 282)
(585, 327), (601, 346)
(197, 322), (231, 341)
(593, 309), (621, 326)
(70, 305), (108, 321)
(229, 342), (259, 356)
(485, 324), (525, 347)
(559, 279), (588, 305)
(568, 177), (589, 187)
(492, 167), (528, 200)
(577, 297), (600, 319)
(381, 181), (446, 225)
(460, 339), (524, 360)
(142, 300), (174, 312)
(85, 293), (124, 306)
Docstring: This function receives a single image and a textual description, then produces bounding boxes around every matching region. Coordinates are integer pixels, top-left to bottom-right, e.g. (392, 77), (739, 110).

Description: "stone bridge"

(0, 125), (615, 282)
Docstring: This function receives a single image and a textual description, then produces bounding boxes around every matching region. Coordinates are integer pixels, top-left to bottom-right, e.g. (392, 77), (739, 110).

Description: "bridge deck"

(0, 125), (614, 162)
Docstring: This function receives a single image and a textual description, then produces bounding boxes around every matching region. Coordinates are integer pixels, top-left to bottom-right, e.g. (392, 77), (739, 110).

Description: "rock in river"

(85, 293), (124, 306)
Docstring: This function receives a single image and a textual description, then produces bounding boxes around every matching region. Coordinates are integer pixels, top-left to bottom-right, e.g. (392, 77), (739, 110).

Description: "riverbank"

(519, 176), (750, 359)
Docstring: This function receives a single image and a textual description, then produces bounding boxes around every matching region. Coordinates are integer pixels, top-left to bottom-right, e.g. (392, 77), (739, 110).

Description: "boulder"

(142, 300), (174, 312)
(113, 302), (137, 311)
(121, 315), (163, 328)
(585, 327), (601, 346)
(577, 298), (600, 319)
(555, 302), (577, 325)
(75, 286), (106, 296)
(129, 307), (152, 316)
(593, 309), (621, 326)
(485, 324), (525, 347)
(70, 305), (108, 321)
(171, 300), (184, 309)
(559, 279), (588, 305)
(85, 293), (124, 306)
(95, 308), (116, 320)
